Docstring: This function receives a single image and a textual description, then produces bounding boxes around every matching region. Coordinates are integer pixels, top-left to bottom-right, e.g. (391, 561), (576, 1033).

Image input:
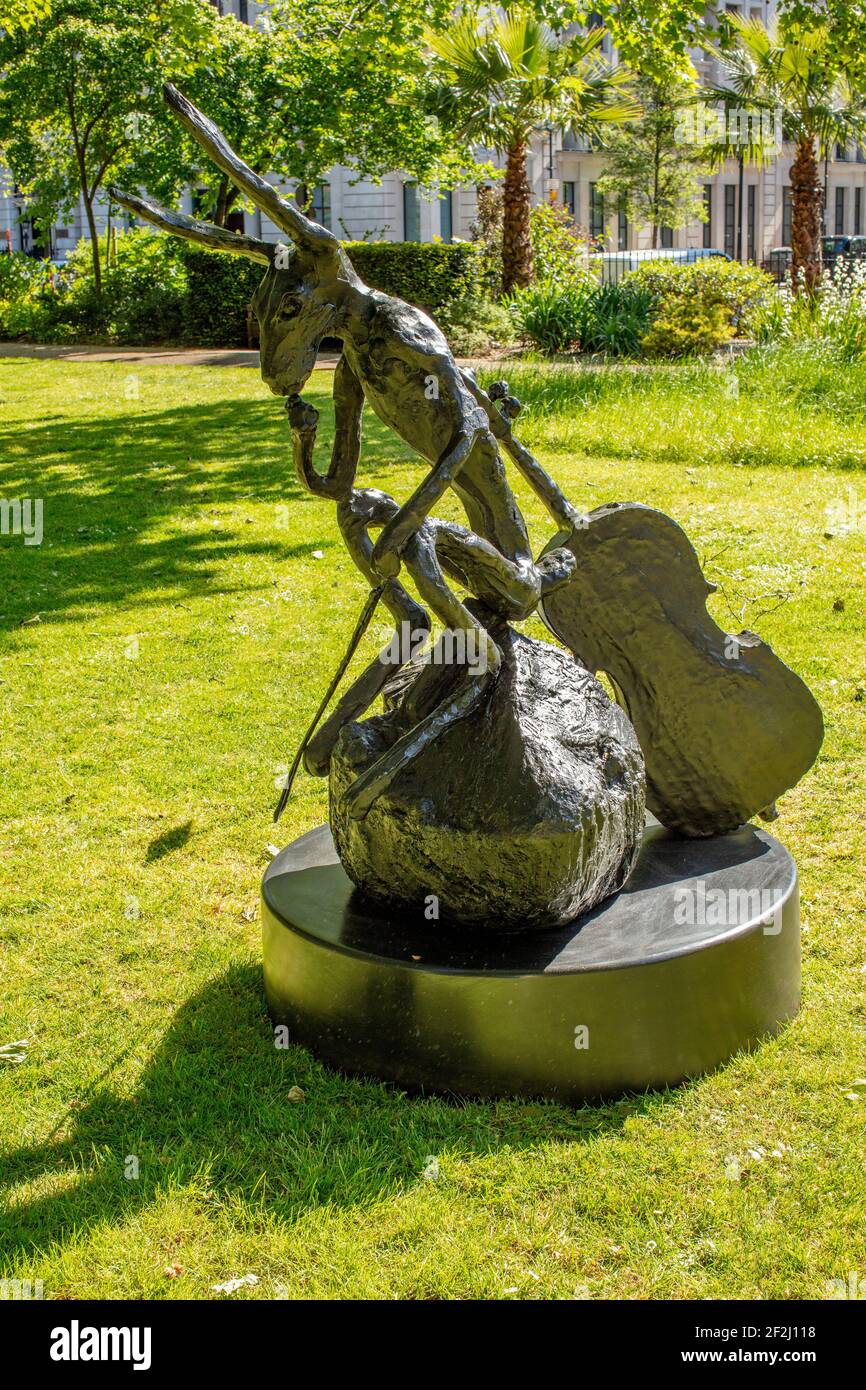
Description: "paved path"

(0, 342), (508, 370)
(0, 341), (322, 368)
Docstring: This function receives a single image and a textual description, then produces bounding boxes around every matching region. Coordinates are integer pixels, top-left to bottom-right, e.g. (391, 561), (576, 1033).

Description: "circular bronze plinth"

(261, 821), (800, 1103)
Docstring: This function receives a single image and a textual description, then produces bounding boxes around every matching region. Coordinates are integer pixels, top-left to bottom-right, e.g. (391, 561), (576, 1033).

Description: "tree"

(263, 0), (477, 210)
(711, 14), (866, 288)
(1, 0), (52, 30)
(597, 70), (709, 249)
(181, 14), (286, 227)
(426, 7), (636, 293)
(531, 2), (719, 76)
(698, 33), (779, 264)
(0, 0), (213, 292)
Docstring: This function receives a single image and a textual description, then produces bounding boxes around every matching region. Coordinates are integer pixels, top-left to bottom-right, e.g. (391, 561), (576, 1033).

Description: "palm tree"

(709, 14), (866, 288)
(700, 38), (777, 264)
(426, 9), (636, 293)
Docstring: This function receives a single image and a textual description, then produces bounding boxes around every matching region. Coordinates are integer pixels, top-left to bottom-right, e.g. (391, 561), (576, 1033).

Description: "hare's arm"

(288, 356), (365, 501)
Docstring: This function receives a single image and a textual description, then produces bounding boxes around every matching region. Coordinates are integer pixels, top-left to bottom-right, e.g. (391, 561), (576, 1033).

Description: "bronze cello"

(468, 378), (823, 838)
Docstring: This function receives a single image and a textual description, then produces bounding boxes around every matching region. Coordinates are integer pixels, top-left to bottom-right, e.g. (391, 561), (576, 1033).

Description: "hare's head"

(111, 84), (359, 398)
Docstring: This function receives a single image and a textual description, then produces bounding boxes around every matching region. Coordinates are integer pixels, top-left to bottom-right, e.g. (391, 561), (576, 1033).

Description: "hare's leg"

(342, 523), (501, 820)
(303, 487), (431, 776)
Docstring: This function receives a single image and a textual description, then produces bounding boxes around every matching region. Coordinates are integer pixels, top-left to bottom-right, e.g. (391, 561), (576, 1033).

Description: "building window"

(617, 207), (628, 250)
(856, 186), (863, 235)
(589, 182), (604, 240)
(724, 184), (737, 258)
(310, 182), (331, 230)
(660, 225), (673, 248)
(835, 185), (846, 234)
(226, 209), (245, 233)
(747, 184), (756, 262)
(703, 185), (713, 248)
(238, 0), (249, 21)
(562, 181), (576, 219)
(782, 185), (793, 245)
(403, 182), (420, 242)
(439, 189), (453, 243)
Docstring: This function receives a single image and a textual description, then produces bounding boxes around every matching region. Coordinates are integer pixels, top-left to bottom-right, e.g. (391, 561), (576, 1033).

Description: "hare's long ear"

(108, 186), (274, 264)
(163, 83), (336, 255)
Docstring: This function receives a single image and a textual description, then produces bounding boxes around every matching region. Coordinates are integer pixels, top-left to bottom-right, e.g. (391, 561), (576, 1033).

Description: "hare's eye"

(277, 295), (302, 319)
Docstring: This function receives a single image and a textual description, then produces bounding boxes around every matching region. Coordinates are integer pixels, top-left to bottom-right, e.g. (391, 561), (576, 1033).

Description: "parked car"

(822, 235), (866, 272)
(590, 246), (731, 284)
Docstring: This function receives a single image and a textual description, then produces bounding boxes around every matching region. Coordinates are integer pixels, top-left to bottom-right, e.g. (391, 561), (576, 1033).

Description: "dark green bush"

(507, 278), (591, 352)
(437, 294), (515, 356)
(1, 234), (483, 346)
(579, 282), (654, 356)
(508, 277), (653, 356)
(63, 230), (188, 343)
(0, 254), (64, 339)
(342, 240), (483, 314)
(180, 245), (262, 347)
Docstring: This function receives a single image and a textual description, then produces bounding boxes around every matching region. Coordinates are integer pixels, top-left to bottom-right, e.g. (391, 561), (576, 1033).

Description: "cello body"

(541, 502), (823, 837)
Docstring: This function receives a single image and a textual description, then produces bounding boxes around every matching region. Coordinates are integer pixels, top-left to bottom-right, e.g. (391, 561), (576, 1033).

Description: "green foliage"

(529, 199), (589, 284)
(426, 9), (637, 153)
(508, 276), (653, 355)
(61, 230), (189, 343)
(0, 1), (212, 273)
(343, 240), (483, 314)
(180, 246), (262, 347)
(0, 231), (192, 344)
(0, 254), (69, 340)
(752, 259), (866, 362)
(0, 235), (492, 347)
(266, 0), (475, 193)
(625, 258), (775, 335)
(581, 281), (654, 355)
(437, 295), (516, 356)
(641, 299), (734, 356)
(507, 278), (589, 352)
(597, 70), (710, 240)
(0, 250), (52, 300)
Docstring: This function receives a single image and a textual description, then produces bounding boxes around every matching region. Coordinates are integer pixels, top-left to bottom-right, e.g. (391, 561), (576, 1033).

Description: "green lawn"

(1, 352), (864, 1300)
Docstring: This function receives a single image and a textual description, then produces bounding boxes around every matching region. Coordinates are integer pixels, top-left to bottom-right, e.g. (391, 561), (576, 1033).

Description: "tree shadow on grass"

(0, 392), (415, 634)
(0, 964), (670, 1266)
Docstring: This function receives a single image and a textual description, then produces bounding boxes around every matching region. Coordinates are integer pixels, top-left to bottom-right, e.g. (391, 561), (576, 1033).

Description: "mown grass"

(0, 352), (864, 1301)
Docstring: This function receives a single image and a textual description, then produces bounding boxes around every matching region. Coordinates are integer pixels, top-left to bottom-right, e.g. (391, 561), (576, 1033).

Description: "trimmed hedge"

(179, 240), (483, 345)
(342, 240), (482, 314)
(181, 246), (263, 347)
(0, 234), (484, 347)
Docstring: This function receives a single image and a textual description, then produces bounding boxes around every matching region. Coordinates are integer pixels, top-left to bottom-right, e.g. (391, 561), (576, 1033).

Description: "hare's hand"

(370, 531), (402, 581)
(285, 394), (319, 437)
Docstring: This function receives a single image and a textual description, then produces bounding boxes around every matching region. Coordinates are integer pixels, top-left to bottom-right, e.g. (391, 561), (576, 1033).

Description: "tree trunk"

(502, 137), (533, 294)
(790, 134), (823, 291)
(214, 177), (230, 227)
(737, 153), (744, 263)
(83, 195), (102, 295)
